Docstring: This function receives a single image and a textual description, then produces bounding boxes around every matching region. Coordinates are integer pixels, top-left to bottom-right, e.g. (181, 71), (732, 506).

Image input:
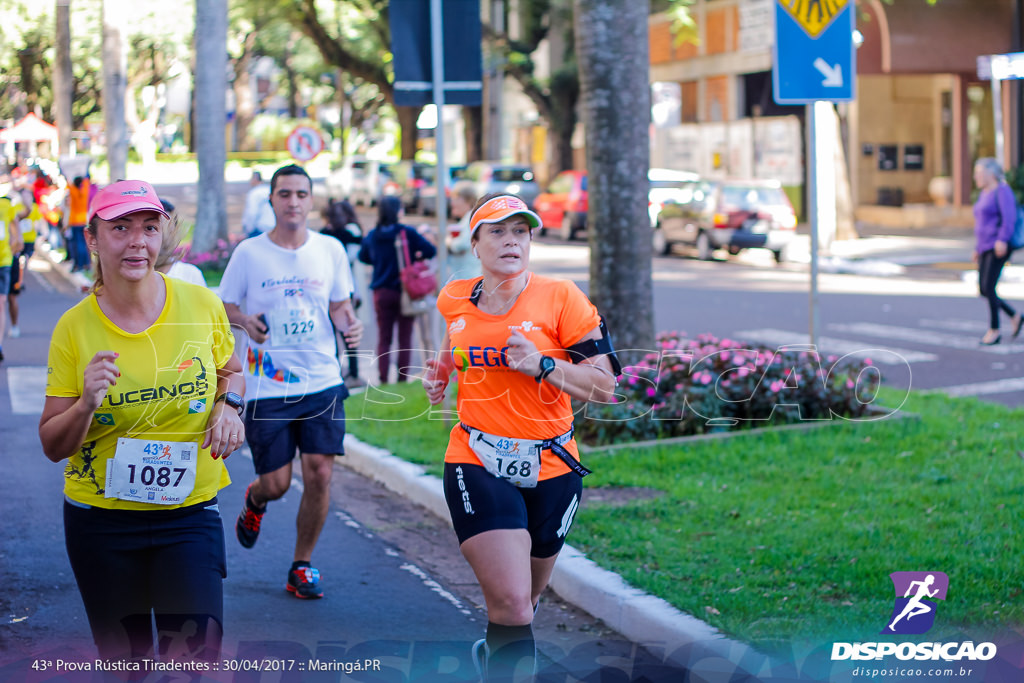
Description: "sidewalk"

(775, 221), (1024, 282)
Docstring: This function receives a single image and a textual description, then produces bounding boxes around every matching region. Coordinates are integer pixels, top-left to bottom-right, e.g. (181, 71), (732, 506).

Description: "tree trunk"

(463, 105), (483, 163)
(54, 0), (73, 156)
(101, 0), (128, 180)
(575, 0), (653, 357)
(193, 0), (228, 254)
(233, 32), (257, 152)
(396, 106), (421, 160)
(548, 87), (577, 179)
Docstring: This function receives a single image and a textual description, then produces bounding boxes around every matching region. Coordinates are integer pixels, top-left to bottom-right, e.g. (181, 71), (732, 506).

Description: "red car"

(534, 170), (588, 240)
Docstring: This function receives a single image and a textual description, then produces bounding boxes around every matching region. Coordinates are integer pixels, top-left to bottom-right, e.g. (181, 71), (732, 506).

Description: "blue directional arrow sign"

(772, 0), (856, 104)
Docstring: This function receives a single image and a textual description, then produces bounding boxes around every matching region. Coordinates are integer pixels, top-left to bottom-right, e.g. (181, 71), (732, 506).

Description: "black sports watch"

(535, 355), (556, 383)
(215, 391), (245, 416)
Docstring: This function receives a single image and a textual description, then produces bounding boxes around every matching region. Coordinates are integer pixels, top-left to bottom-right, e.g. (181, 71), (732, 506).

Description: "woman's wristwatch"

(215, 391), (245, 416)
(535, 355), (556, 383)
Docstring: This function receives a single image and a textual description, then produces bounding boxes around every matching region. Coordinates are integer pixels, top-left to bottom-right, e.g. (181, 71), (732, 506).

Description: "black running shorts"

(443, 462), (582, 558)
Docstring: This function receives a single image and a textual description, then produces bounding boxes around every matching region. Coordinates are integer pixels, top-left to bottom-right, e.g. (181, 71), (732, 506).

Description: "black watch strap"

(535, 356), (556, 383)
(215, 392), (244, 415)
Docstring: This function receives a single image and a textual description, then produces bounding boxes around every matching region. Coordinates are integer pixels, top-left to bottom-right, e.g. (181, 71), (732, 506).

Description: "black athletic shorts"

(443, 462), (582, 558)
(243, 383), (350, 475)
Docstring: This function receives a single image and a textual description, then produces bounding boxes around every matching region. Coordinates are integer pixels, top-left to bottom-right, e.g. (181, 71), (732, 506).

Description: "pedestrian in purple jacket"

(973, 157), (1022, 345)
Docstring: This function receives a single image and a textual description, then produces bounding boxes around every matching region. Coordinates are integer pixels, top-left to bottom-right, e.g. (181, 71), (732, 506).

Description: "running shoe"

(8, 326), (19, 338)
(235, 484), (265, 548)
(286, 565), (324, 599)
(471, 638), (489, 681)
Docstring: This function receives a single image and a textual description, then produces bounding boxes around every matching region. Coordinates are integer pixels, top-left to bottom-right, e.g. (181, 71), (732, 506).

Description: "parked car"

(533, 167), (699, 242)
(534, 170), (588, 239)
(419, 164), (468, 216)
(325, 156), (394, 207)
(648, 167), (701, 229)
(464, 161), (541, 208)
(390, 161), (437, 214)
(653, 178), (797, 262)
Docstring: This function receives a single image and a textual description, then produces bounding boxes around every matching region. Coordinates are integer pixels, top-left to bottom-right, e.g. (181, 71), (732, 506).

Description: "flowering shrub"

(181, 234), (244, 272)
(575, 331), (882, 446)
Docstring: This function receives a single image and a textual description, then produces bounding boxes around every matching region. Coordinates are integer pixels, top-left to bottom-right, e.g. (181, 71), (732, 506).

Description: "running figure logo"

(881, 571), (949, 635)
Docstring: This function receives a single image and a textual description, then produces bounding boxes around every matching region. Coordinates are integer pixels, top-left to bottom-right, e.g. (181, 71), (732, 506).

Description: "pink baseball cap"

(87, 180), (169, 223)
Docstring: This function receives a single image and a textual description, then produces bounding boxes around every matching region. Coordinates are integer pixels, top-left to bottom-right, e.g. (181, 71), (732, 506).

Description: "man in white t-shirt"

(219, 164), (363, 599)
(241, 171), (277, 237)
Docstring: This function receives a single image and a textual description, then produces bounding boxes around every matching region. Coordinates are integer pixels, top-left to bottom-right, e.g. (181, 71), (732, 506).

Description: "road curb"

(35, 242), (92, 292)
(340, 433), (761, 674)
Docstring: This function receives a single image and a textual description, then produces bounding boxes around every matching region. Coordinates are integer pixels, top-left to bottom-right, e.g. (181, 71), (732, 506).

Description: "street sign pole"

(772, 0), (855, 350)
(429, 0), (453, 425)
(431, 0), (448, 302)
(807, 103), (820, 349)
(992, 76), (1006, 166)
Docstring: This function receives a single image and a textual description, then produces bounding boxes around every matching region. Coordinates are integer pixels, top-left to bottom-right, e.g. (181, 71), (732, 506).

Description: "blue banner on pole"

(390, 0), (483, 107)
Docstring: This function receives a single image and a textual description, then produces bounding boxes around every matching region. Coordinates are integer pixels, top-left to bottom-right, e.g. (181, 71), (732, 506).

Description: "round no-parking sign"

(286, 126), (324, 162)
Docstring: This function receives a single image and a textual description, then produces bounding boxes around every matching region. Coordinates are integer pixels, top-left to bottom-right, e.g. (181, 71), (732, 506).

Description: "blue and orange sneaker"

(287, 565), (323, 599)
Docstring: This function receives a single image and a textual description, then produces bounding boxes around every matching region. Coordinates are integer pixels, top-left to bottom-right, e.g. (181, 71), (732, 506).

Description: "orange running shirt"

(437, 274), (600, 480)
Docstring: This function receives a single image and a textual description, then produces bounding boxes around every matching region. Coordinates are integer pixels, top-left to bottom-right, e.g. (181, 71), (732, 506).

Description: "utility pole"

(483, 0), (504, 160)
(193, 0), (228, 253)
(54, 0), (73, 156)
(101, 0), (128, 179)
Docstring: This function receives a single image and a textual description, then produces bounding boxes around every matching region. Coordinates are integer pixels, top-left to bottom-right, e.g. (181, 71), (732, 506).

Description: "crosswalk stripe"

(6, 366), (48, 415)
(935, 377), (1024, 397)
(733, 329), (938, 364)
(918, 318), (988, 333)
(829, 322), (1024, 355)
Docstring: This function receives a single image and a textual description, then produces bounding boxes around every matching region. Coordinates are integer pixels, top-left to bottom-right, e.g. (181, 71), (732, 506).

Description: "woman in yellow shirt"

(39, 180), (245, 665)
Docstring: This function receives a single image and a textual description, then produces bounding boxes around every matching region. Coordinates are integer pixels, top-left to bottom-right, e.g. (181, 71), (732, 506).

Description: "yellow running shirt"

(0, 197), (12, 267)
(46, 274), (234, 510)
(437, 274), (600, 480)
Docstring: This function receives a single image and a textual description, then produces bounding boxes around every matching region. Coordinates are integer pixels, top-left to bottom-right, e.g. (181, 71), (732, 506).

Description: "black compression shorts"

(442, 462), (582, 558)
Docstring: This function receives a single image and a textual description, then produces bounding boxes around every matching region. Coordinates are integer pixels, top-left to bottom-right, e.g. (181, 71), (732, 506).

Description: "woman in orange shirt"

(423, 193), (619, 681)
(66, 175), (91, 272)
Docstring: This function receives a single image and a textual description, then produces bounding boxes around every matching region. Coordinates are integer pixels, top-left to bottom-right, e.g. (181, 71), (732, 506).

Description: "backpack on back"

(1012, 205), (1024, 250)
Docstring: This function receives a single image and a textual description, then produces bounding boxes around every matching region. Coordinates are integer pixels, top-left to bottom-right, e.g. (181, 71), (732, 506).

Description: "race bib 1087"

(105, 437), (198, 505)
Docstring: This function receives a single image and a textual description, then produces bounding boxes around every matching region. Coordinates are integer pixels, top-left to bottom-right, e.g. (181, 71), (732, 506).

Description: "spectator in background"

(155, 199), (207, 288)
(241, 171), (276, 238)
(972, 157), (1022, 345)
(322, 198), (365, 386)
(446, 180), (482, 283)
(66, 176), (91, 272)
(357, 196), (436, 384)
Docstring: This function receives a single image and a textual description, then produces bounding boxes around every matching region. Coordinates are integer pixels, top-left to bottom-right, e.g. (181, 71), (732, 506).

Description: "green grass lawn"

(344, 384), (1024, 652)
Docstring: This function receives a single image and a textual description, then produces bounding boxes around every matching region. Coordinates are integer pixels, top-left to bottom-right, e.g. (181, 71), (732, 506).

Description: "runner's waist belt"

(459, 422), (591, 478)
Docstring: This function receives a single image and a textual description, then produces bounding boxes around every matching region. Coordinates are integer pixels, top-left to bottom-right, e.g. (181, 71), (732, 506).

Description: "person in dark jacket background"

(322, 198), (365, 385)
(358, 195), (436, 383)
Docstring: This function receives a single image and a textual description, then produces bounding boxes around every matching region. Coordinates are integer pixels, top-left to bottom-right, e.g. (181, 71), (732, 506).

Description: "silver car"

(464, 161), (541, 208)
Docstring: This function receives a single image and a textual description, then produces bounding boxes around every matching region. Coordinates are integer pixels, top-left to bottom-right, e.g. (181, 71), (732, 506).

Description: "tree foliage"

(269, 0), (424, 159)
(486, 0), (580, 177)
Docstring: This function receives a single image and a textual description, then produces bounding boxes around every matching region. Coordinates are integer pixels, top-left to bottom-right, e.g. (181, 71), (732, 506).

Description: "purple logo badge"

(881, 571), (949, 635)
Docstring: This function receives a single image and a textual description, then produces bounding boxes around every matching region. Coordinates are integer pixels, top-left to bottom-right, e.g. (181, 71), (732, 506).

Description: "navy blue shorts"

(9, 251), (21, 295)
(0, 266), (10, 295)
(63, 496), (226, 662)
(443, 463), (582, 558)
(244, 383), (350, 475)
